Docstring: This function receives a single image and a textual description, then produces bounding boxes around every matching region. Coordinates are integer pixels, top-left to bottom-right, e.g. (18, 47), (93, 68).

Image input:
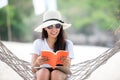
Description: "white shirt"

(31, 39), (74, 67)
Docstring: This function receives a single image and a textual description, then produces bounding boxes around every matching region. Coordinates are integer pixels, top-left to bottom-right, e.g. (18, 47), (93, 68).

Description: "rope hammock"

(0, 40), (120, 80)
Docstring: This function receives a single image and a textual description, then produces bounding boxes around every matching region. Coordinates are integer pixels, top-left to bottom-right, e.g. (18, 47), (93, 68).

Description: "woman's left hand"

(62, 58), (71, 67)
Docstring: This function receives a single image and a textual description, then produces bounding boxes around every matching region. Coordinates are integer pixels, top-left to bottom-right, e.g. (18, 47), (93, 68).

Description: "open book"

(41, 50), (68, 69)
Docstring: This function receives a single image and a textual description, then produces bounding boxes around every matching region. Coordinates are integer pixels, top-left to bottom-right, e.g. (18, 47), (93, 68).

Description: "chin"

(51, 36), (57, 38)
(50, 33), (58, 38)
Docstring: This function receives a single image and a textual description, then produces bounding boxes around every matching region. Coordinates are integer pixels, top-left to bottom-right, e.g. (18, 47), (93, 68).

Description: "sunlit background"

(0, 0), (120, 47)
(0, 0), (120, 80)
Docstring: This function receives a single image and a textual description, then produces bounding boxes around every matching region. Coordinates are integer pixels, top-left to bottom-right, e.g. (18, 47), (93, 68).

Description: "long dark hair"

(41, 25), (66, 52)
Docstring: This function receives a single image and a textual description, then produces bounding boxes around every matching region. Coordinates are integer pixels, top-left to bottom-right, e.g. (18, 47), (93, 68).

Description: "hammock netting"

(0, 40), (120, 80)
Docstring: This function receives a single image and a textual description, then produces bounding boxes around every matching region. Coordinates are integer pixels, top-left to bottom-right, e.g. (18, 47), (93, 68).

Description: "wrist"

(34, 61), (40, 67)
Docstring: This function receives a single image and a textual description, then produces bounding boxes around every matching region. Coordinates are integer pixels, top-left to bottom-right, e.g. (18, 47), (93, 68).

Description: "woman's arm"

(31, 54), (40, 73)
(62, 58), (71, 67)
(31, 54), (48, 73)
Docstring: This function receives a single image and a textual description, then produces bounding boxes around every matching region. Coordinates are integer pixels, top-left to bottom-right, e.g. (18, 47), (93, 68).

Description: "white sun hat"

(34, 10), (71, 32)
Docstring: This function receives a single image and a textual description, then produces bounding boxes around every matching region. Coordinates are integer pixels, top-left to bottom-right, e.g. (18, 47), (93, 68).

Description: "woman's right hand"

(35, 56), (48, 65)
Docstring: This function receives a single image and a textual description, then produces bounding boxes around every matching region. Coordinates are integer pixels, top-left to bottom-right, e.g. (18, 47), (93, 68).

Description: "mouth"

(51, 32), (57, 35)
(50, 31), (59, 37)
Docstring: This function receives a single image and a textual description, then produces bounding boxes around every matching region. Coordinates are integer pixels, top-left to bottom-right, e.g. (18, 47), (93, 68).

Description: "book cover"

(41, 50), (68, 68)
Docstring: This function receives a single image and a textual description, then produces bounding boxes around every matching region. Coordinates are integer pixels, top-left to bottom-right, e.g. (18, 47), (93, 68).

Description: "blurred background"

(0, 0), (120, 80)
(0, 0), (120, 47)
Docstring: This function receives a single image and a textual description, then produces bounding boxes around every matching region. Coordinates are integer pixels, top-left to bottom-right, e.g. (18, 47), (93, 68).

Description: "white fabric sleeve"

(66, 40), (74, 59)
(31, 39), (41, 55)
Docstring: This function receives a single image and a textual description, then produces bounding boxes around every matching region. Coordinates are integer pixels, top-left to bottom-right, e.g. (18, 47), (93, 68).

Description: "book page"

(41, 50), (68, 68)
(41, 51), (57, 68)
(56, 50), (68, 65)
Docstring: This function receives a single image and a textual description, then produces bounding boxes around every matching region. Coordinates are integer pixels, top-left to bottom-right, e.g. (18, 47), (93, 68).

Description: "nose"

(52, 25), (57, 30)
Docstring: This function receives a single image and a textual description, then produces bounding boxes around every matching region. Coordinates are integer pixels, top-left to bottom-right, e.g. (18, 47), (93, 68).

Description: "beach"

(0, 41), (120, 80)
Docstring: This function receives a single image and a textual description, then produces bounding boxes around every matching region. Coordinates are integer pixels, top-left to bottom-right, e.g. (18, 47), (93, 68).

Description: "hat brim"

(34, 21), (71, 32)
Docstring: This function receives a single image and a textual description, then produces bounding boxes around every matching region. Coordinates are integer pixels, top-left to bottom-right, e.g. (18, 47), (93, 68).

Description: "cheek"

(44, 28), (47, 31)
(56, 29), (61, 32)
(44, 28), (50, 33)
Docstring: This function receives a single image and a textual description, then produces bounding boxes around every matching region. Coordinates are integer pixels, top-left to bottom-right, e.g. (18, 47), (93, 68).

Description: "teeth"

(51, 32), (57, 35)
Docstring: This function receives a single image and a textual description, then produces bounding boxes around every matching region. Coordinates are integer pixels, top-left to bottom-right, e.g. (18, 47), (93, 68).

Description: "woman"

(31, 10), (74, 80)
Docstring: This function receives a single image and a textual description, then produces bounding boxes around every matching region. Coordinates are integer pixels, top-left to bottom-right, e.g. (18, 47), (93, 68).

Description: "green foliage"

(0, 7), (8, 40)
(58, 0), (120, 31)
(0, 0), (120, 42)
(0, 0), (34, 42)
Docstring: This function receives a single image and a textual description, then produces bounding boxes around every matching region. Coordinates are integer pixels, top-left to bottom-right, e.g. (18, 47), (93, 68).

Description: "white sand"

(0, 41), (120, 80)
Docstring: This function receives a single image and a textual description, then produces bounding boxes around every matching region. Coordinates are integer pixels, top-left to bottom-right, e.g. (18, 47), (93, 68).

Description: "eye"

(47, 25), (53, 29)
(55, 24), (62, 29)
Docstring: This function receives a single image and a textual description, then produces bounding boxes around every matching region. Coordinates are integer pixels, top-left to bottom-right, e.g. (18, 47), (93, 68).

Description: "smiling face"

(44, 24), (62, 39)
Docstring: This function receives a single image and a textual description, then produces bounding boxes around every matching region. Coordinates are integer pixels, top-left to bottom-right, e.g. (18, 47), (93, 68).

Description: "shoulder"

(66, 39), (74, 46)
(34, 39), (44, 43)
(33, 39), (44, 45)
(66, 39), (73, 44)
